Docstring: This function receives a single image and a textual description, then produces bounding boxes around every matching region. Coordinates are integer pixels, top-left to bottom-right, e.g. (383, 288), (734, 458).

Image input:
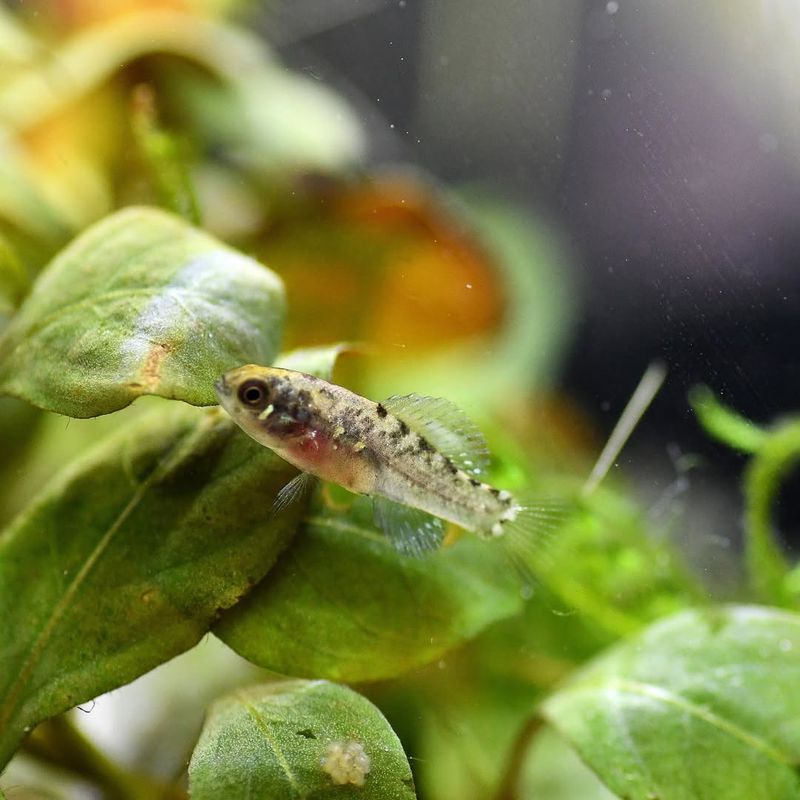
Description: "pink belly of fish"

(279, 429), (373, 494)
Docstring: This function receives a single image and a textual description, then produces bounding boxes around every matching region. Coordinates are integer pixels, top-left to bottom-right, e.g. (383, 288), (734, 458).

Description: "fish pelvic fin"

(271, 471), (316, 515)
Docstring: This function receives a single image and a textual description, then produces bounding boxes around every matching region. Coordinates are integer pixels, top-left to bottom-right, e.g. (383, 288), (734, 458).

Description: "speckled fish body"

(214, 365), (519, 537)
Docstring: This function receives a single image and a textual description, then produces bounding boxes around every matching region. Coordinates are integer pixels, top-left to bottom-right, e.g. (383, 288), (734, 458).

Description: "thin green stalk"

(493, 715), (543, 800)
(131, 85), (200, 225)
(23, 715), (186, 800)
(743, 420), (800, 606)
(689, 385), (768, 454)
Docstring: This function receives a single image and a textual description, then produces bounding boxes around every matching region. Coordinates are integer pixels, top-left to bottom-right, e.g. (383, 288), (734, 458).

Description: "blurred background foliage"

(1, 1), (799, 799)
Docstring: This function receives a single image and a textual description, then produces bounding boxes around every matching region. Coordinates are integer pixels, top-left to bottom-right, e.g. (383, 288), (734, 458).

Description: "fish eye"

(238, 379), (268, 407)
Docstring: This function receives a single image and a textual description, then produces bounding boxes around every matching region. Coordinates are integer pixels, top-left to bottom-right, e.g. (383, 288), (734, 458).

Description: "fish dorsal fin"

(380, 394), (490, 477)
(372, 496), (444, 557)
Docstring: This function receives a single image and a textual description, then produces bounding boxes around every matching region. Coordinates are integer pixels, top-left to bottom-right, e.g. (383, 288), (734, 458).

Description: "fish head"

(215, 364), (315, 447)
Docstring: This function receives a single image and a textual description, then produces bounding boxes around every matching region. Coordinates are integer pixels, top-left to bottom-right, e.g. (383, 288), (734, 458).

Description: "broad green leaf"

(189, 680), (416, 799)
(275, 343), (353, 380)
(0, 404), (300, 769)
(0, 206), (284, 417)
(541, 606), (800, 800)
(214, 496), (524, 682)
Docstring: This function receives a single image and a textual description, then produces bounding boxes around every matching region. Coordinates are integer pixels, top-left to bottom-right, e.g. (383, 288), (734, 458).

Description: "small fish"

(214, 364), (561, 561)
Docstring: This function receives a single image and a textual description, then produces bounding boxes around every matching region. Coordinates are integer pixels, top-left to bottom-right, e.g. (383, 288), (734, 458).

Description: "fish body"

(214, 365), (520, 538)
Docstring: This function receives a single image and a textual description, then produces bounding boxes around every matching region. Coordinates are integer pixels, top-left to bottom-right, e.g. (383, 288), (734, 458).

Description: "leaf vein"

(611, 678), (794, 767)
(239, 694), (303, 799)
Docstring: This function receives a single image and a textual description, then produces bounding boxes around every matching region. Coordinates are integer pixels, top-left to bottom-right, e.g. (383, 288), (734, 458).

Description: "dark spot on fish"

(445, 460), (458, 475)
(296, 728), (316, 739)
(489, 487), (501, 497)
(418, 437), (434, 452)
(376, 403), (388, 418)
(398, 420), (410, 436)
(318, 387), (334, 399)
(469, 478), (481, 487)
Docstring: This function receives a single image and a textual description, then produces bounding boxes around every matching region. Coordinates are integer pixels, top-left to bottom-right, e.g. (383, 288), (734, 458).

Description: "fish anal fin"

(372, 495), (444, 557)
(380, 394), (490, 477)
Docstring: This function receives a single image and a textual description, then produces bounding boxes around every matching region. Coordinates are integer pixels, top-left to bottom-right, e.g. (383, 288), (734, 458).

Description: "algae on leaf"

(189, 680), (416, 800)
(0, 206), (284, 417)
(0, 405), (300, 769)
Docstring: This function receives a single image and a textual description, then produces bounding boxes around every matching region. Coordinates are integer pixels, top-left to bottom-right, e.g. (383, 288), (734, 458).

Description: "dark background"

(264, 0), (800, 560)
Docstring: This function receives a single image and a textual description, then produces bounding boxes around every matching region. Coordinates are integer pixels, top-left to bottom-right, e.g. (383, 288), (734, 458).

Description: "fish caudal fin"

(496, 496), (573, 591)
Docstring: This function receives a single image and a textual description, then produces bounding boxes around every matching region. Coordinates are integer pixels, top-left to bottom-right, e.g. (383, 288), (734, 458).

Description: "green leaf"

(188, 679), (416, 799)
(0, 403), (300, 769)
(0, 206), (284, 417)
(214, 496), (523, 682)
(275, 343), (353, 380)
(541, 606), (800, 800)
(689, 384), (768, 453)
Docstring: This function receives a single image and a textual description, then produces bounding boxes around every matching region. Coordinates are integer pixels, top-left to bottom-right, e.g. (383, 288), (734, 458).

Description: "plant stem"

(492, 715), (543, 800)
(23, 715), (186, 800)
(743, 420), (800, 605)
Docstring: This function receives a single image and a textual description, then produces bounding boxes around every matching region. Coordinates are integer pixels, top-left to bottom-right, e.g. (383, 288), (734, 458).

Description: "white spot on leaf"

(321, 740), (371, 787)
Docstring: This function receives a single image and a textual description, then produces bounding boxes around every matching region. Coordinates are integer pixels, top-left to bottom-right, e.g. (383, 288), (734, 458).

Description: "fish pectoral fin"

(380, 394), (490, 478)
(372, 496), (444, 557)
(272, 472), (316, 515)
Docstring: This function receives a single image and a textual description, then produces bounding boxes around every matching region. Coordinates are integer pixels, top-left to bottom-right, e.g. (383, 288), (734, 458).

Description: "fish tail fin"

(496, 495), (574, 593)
